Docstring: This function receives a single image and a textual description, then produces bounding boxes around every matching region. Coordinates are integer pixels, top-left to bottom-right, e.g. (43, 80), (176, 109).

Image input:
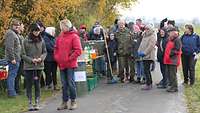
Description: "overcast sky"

(119, 0), (200, 20)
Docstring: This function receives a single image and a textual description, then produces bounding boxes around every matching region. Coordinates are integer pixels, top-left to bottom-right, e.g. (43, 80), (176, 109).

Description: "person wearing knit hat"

(43, 27), (59, 91)
(79, 24), (88, 49)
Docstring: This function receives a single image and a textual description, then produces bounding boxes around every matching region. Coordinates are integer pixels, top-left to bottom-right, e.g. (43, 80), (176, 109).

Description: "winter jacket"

(43, 32), (56, 62)
(4, 29), (22, 62)
(138, 29), (157, 61)
(181, 33), (200, 55)
(156, 34), (168, 63)
(105, 39), (118, 63)
(164, 37), (182, 66)
(115, 28), (133, 56)
(22, 34), (47, 70)
(54, 30), (82, 70)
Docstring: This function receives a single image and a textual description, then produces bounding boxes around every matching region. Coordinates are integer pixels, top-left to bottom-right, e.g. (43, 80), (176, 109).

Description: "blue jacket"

(181, 33), (200, 55)
(43, 32), (56, 62)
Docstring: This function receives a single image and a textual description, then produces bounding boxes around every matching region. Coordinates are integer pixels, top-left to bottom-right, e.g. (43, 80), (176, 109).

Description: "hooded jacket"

(181, 33), (200, 55)
(138, 28), (157, 61)
(164, 35), (182, 66)
(54, 30), (82, 70)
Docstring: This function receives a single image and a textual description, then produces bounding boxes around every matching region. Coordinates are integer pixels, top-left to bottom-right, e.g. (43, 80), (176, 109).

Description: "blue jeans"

(60, 68), (76, 102)
(136, 61), (145, 79)
(7, 61), (20, 96)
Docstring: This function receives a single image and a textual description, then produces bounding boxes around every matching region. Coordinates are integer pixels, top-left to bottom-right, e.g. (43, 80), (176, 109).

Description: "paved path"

(26, 63), (188, 113)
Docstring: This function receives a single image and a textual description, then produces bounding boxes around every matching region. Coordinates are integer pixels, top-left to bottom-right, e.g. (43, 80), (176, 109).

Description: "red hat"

(80, 24), (86, 29)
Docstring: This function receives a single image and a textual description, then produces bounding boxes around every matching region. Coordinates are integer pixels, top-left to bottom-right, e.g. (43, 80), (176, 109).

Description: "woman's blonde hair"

(60, 19), (72, 31)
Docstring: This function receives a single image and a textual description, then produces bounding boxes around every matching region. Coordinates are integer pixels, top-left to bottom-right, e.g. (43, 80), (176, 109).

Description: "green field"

(183, 26), (200, 113)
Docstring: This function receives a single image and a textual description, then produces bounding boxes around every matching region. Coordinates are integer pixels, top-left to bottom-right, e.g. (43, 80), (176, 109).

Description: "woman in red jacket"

(54, 19), (82, 110)
(164, 27), (182, 92)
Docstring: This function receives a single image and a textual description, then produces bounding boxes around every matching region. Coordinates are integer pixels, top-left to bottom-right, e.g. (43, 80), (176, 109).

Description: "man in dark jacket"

(4, 19), (22, 97)
(181, 24), (200, 85)
(164, 27), (182, 92)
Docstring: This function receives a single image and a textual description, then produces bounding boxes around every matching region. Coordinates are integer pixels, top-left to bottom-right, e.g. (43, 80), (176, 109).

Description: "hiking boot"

(182, 81), (188, 85)
(140, 79), (145, 84)
(28, 101), (34, 111)
(34, 103), (40, 111)
(34, 98), (40, 110)
(157, 84), (167, 89)
(54, 86), (60, 91)
(69, 100), (77, 110)
(57, 102), (68, 110)
(141, 85), (152, 90)
(135, 77), (141, 84)
(166, 87), (178, 92)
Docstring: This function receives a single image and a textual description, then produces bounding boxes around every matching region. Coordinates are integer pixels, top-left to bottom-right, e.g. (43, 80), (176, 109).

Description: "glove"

(113, 52), (117, 56)
(138, 51), (145, 57)
(194, 53), (200, 60)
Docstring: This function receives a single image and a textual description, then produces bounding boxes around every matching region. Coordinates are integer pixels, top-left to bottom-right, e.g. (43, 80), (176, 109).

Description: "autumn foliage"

(0, 0), (137, 44)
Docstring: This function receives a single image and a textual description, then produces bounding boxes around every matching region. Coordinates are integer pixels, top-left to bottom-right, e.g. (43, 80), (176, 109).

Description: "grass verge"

(0, 88), (59, 113)
(184, 60), (200, 113)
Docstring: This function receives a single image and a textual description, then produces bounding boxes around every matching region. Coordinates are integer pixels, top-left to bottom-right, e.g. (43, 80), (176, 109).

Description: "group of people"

(101, 18), (200, 93)
(4, 18), (82, 111)
(3, 17), (200, 112)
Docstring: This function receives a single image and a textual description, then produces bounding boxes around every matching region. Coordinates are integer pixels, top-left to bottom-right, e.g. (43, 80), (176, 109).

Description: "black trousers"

(25, 70), (41, 101)
(181, 54), (197, 84)
(44, 61), (57, 86)
(165, 65), (177, 89)
(15, 61), (24, 93)
(143, 60), (153, 85)
(159, 62), (168, 86)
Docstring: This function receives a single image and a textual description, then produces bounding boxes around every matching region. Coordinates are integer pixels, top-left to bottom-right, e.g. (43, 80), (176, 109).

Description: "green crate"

(76, 81), (88, 97)
(87, 77), (95, 91)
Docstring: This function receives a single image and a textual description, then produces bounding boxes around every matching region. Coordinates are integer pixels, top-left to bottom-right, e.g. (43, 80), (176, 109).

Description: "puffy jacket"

(164, 37), (182, 66)
(54, 30), (82, 70)
(181, 33), (200, 55)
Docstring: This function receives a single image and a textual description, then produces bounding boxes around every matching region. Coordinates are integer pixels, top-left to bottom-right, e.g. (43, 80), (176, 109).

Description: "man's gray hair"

(117, 19), (126, 25)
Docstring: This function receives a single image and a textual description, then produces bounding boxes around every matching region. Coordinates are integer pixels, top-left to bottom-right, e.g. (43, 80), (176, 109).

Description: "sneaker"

(141, 85), (152, 90)
(57, 102), (68, 110)
(69, 100), (77, 110)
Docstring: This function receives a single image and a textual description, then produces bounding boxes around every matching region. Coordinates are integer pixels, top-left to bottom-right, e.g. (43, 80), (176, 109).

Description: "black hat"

(29, 23), (40, 32)
(36, 20), (45, 28)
